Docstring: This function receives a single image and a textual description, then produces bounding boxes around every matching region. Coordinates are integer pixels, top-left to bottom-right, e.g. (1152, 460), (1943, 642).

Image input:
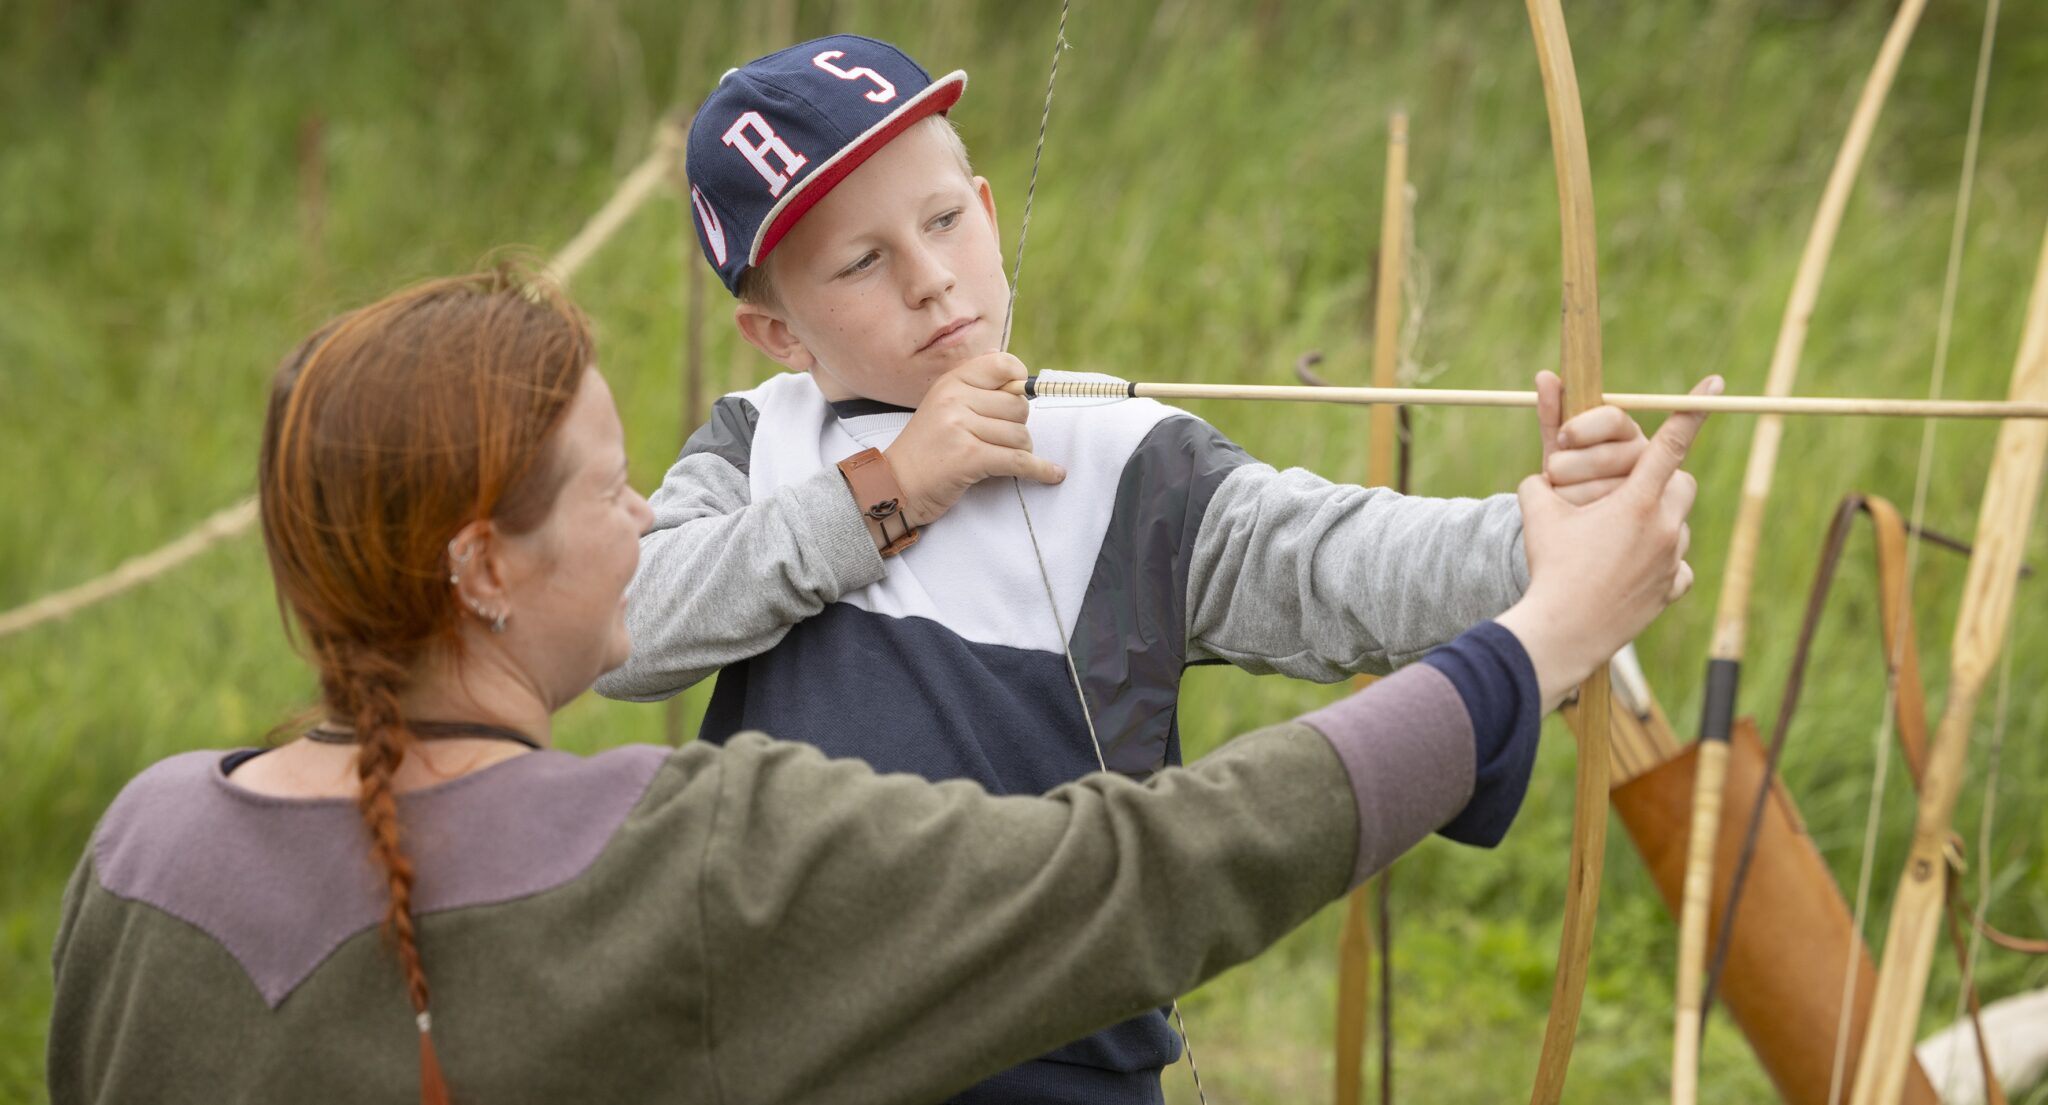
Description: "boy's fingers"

(1000, 449), (1066, 485)
(1516, 472), (1561, 518)
(1552, 477), (1625, 507)
(1668, 560), (1696, 602)
(1558, 405), (1644, 450)
(955, 352), (1028, 389)
(1535, 371), (1563, 463)
(1628, 380), (1719, 495)
(966, 387), (1031, 423)
(972, 417), (1032, 452)
(1662, 469), (1699, 525)
(1546, 439), (1647, 486)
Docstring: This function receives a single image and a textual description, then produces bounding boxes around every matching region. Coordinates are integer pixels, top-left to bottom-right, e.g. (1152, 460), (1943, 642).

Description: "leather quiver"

(1611, 720), (1937, 1105)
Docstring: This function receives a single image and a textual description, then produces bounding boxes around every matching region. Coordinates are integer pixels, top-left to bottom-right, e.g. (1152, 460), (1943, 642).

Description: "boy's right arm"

(593, 397), (888, 702)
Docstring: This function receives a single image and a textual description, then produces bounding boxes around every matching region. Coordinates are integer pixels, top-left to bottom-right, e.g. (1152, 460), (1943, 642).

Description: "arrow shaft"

(1014, 378), (2048, 419)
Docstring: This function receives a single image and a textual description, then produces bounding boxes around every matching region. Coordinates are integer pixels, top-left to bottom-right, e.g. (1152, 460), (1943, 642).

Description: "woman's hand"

(1498, 374), (1723, 712)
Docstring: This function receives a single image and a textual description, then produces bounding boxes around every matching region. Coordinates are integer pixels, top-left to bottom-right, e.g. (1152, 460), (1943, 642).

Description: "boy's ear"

(734, 302), (818, 374)
(973, 175), (999, 232)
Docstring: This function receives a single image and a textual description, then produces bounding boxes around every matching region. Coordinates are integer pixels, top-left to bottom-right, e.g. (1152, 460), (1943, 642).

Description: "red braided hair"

(257, 266), (591, 1104)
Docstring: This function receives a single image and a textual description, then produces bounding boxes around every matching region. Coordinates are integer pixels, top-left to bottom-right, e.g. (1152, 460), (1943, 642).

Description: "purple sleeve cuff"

(1296, 664), (1477, 888)
(1295, 621), (1543, 887)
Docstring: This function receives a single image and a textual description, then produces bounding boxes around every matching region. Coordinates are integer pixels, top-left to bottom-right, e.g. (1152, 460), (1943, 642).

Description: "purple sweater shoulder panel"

(90, 743), (669, 1008)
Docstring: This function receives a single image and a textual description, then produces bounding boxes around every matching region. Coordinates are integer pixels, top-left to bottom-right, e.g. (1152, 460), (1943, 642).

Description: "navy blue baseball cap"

(685, 35), (968, 295)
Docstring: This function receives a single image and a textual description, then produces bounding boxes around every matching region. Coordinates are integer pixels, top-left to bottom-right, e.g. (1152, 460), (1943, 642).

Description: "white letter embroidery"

(690, 186), (728, 266)
(812, 50), (898, 104)
(721, 111), (808, 196)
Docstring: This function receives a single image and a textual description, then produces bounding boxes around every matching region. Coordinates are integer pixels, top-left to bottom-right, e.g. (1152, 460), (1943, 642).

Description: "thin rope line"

(999, 0), (1069, 354)
(0, 124), (685, 642)
(1826, 0), (1998, 1094)
(999, 4), (1206, 1101)
(1938, 7), (2007, 1094)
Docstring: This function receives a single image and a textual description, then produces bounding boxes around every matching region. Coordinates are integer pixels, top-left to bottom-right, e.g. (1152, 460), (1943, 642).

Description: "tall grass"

(3, 1), (2044, 1101)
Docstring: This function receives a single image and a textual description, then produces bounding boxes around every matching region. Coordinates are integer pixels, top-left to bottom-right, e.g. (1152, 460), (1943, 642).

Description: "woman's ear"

(734, 303), (817, 373)
(446, 520), (512, 628)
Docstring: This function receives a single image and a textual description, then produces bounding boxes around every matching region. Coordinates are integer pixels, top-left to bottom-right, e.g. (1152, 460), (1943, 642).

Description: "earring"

(465, 597), (508, 633)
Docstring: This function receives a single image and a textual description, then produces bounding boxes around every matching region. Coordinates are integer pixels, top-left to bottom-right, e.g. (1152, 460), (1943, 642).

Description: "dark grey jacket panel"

(1068, 416), (1252, 777)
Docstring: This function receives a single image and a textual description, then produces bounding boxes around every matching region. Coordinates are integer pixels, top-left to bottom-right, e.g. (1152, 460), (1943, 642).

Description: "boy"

(599, 34), (1648, 1104)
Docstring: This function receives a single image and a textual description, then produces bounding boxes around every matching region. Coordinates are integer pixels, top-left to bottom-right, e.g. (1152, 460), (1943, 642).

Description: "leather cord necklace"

(304, 720), (542, 751)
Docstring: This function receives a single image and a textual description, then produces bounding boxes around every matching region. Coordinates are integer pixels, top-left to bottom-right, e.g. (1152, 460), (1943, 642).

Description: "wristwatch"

(836, 447), (920, 557)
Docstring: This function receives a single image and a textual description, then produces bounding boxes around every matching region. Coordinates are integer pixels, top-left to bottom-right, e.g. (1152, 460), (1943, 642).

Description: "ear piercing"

(449, 545), (505, 632)
(460, 597), (509, 634)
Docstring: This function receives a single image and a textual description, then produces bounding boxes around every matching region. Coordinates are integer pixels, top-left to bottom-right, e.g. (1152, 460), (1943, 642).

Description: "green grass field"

(4, 1), (2046, 1101)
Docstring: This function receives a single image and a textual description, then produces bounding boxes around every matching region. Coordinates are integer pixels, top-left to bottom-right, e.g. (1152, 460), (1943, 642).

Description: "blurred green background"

(3, 0), (2045, 1101)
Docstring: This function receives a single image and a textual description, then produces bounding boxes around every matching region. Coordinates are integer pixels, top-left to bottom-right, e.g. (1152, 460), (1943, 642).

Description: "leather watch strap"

(836, 447), (919, 557)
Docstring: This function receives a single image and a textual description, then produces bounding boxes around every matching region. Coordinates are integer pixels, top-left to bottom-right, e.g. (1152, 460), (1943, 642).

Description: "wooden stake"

(1368, 112), (1409, 494)
(1335, 108), (1407, 1105)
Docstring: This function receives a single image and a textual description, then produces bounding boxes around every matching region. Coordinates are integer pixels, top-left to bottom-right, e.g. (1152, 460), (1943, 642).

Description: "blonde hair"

(737, 113), (974, 306)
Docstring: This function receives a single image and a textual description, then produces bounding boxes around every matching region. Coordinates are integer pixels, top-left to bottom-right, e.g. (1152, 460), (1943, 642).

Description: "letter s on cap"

(812, 50), (897, 103)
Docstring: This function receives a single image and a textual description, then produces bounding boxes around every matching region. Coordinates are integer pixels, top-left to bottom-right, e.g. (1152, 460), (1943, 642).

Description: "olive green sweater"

(49, 645), (1532, 1104)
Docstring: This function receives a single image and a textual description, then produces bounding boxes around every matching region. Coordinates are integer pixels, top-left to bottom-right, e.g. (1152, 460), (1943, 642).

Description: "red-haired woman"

(48, 269), (1705, 1105)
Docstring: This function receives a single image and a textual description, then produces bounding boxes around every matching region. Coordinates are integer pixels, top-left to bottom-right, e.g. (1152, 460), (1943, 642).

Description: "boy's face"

(733, 121), (1009, 409)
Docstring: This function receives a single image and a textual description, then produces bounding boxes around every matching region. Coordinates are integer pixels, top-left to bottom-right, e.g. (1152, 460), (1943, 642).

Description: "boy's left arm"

(1183, 377), (1651, 679)
(1185, 458), (1528, 680)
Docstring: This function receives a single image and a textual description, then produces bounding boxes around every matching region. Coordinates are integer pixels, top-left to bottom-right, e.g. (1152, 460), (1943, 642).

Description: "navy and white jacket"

(597, 370), (1529, 1103)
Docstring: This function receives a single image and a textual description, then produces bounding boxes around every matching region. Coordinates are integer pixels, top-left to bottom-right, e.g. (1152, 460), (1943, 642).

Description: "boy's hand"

(1536, 369), (1655, 506)
(886, 353), (1067, 528)
(1500, 375), (1720, 712)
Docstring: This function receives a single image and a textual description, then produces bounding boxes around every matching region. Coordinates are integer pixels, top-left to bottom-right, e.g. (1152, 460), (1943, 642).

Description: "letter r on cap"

(722, 111), (808, 197)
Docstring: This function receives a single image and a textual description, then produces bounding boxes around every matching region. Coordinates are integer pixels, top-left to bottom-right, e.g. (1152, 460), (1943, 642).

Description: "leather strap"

(1704, 493), (2042, 1100)
(304, 720), (541, 750)
(837, 447), (919, 557)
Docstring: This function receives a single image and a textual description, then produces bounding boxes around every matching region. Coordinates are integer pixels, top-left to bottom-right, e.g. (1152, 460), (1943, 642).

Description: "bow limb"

(1523, 3), (1608, 1102)
(1673, 4), (1931, 1099)
(1847, 220), (2048, 1105)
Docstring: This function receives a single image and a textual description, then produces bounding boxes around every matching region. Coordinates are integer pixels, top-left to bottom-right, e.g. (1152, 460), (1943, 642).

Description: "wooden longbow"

(1522, 2), (1609, 1099)
(1848, 221), (2048, 1104)
(1671, 2), (1930, 1100)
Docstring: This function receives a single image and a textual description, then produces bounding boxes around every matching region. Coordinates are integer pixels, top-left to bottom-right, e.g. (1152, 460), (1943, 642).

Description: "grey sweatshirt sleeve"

(593, 396), (887, 702)
(1185, 461), (1530, 678)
